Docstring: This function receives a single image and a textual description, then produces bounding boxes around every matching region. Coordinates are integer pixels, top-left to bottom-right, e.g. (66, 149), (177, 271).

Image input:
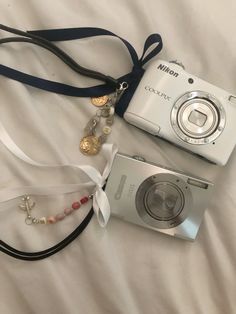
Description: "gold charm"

(80, 135), (102, 155)
(91, 95), (109, 107)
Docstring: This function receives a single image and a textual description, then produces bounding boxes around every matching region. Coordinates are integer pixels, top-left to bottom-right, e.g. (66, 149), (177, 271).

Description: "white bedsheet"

(0, 1), (236, 313)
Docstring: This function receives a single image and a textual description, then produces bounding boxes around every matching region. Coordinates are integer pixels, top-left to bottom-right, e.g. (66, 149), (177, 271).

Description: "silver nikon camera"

(105, 153), (214, 241)
(124, 59), (236, 165)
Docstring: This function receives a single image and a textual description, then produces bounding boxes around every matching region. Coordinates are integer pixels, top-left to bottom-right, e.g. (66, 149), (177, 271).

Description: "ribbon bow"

(0, 120), (117, 227)
(79, 144), (118, 226)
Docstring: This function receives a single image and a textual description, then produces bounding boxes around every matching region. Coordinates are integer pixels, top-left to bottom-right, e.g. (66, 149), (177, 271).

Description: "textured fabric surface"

(0, 1), (236, 313)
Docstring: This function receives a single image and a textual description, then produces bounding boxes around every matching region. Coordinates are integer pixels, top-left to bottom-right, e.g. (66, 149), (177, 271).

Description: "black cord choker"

(0, 209), (94, 261)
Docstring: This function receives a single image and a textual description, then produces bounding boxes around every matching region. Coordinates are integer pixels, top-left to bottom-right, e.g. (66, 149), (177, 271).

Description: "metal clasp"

(119, 81), (129, 91)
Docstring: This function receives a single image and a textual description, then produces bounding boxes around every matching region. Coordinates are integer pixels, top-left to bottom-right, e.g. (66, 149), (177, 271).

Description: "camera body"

(105, 153), (214, 241)
(124, 59), (236, 165)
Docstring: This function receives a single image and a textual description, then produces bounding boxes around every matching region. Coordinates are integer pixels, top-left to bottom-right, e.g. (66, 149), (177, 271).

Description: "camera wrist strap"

(0, 24), (163, 117)
(0, 117), (118, 260)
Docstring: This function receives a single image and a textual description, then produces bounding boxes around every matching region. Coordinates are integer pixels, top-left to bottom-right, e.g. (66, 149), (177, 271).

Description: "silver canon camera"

(124, 59), (236, 165)
(105, 153), (214, 241)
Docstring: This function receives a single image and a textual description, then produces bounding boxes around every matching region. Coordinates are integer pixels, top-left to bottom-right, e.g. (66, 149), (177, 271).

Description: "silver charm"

(19, 195), (36, 225)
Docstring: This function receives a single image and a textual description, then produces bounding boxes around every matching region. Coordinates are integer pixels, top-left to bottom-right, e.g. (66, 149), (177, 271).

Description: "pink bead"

(47, 216), (57, 224)
(64, 207), (74, 215)
(72, 202), (80, 210)
(55, 213), (65, 221)
(80, 196), (89, 204)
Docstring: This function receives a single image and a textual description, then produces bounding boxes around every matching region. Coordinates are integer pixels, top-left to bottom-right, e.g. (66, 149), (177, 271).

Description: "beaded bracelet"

(19, 194), (92, 225)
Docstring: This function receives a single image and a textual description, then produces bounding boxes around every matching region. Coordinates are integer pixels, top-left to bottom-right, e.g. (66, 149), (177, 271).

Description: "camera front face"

(124, 60), (236, 165)
(105, 154), (214, 241)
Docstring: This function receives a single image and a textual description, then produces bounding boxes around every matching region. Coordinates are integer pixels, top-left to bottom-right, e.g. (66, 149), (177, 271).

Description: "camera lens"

(135, 173), (191, 229)
(144, 182), (184, 221)
(171, 91), (226, 145)
(177, 98), (219, 138)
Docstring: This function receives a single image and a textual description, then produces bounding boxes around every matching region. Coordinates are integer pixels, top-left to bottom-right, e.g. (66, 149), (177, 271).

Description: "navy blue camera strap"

(0, 25), (163, 117)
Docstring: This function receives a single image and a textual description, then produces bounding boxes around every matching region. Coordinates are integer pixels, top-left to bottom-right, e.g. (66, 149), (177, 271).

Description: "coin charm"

(101, 106), (111, 117)
(81, 82), (128, 156)
(91, 95), (109, 107)
(80, 135), (102, 155)
(102, 126), (111, 135)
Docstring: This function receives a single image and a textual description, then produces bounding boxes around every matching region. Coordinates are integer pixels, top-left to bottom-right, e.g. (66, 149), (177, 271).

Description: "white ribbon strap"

(0, 121), (117, 226)
(92, 144), (118, 227)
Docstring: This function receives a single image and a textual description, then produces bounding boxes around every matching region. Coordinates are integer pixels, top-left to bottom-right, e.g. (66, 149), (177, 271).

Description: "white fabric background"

(0, 1), (236, 313)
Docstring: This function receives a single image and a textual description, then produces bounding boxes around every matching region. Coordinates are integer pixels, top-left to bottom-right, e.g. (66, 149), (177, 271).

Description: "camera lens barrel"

(171, 91), (226, 145)
(135, 173), (192, 229)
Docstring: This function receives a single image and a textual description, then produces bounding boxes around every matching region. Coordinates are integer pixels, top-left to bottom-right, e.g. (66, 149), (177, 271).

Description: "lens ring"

(171, 91), (226, 145)
(136, 173), (192, 229)
(177, 99), (219, 138)
(144, 182), (184, 221)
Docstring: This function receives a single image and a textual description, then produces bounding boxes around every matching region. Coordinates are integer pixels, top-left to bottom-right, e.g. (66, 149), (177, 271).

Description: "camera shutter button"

(169, 60), (185, 70)
(229, 95), (236, 104)
(132, 156), (146, 162)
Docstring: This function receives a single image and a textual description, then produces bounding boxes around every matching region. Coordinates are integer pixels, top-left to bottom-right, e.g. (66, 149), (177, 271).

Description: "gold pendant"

(91, 95), (109, 107)
(79, 135), (102, 155)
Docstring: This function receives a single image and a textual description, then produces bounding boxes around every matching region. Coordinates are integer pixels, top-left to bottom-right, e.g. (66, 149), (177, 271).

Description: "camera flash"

(187, 178), (208, 189)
